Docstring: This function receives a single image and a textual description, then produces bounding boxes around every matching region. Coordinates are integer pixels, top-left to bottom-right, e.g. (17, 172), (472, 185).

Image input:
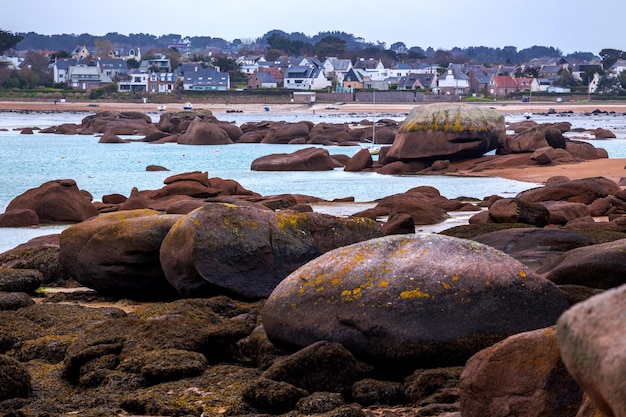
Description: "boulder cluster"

(0, 104), (625, 416)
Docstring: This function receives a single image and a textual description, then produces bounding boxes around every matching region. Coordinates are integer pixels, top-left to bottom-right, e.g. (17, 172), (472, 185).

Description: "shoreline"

(1, 99), (625, 186)
(2, 99), (626, 115)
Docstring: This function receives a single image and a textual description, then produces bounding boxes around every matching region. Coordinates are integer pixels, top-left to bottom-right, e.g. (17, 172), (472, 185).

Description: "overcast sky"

(2, 0), (622, 54)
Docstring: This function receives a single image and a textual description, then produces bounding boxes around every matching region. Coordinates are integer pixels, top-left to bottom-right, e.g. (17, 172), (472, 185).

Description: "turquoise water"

(1, 110), (625, 252)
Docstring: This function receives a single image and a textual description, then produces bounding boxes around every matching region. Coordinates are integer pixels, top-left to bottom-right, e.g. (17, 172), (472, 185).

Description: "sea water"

(0, 109), (625, 252)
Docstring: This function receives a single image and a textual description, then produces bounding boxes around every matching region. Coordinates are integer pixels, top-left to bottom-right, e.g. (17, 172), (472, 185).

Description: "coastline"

(1, 99), (625, 186)
(2, 99), (626, 115)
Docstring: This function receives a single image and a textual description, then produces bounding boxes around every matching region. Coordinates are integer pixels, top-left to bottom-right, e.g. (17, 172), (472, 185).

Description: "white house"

(283, 65), (331, 90)
(118, 71), (149, 92)
(353, 58), (388, 81)
(323, 57), (352, 84)
(437, 69), (470, 95)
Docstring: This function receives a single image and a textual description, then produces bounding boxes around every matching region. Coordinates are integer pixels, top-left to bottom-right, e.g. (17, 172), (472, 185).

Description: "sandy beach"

(1, 99), (625, 185)
(3, 98), (626, 115)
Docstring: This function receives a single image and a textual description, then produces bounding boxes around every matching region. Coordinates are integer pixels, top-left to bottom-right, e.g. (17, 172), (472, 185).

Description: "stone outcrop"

(262, 233), (569, 375)
(251, 147), (338, 171)
(384, 103), (506, 161)
(78, 111), (156, 136)
(261, 122), (311, 144)
(160, 203), (383, 299)
(557, 284), (626, 417)
(6, 179), (98, 224)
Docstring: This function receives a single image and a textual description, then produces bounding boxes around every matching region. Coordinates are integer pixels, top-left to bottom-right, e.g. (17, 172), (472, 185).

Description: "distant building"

(181, 65), (230, 90)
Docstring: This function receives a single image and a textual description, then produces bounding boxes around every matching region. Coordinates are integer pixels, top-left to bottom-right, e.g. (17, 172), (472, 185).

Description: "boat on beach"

(183, 102), (193, 110)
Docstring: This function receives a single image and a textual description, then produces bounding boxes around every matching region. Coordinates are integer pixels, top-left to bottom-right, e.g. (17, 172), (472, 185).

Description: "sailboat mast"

(372, 90), (376, 144)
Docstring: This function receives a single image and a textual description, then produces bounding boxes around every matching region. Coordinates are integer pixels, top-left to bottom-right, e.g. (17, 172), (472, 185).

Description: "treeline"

(12, 30), (600, 65)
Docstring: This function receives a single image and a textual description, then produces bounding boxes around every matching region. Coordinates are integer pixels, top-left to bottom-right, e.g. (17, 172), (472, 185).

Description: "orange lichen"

(399, 289), (430, 299)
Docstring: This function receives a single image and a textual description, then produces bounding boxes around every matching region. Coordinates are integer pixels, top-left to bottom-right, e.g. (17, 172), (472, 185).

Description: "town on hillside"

(2, 29), (626, 100)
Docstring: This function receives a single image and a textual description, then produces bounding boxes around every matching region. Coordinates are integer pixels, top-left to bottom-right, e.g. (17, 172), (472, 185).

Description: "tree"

(390, 42), (407, 54)
(552, 69), (581, 87)
(126, 58), (140, 69)
(582, 65), (604, 86)
(313, 36), (346, 59)
(595, 75), (623, 95)
(599, 48), (624, 70)
(20, 51), (52, 86)
(94, 38), (113, 57)
(0, 29), (23, 55)
(213, 57), (238, 72)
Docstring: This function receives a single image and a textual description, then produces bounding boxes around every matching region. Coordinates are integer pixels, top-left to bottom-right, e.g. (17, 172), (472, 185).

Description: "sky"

(1, 0), (623, 55)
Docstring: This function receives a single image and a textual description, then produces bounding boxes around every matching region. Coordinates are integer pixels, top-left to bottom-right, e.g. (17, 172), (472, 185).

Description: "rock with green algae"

(385, 103), (505, 161)
(262, 233), (569, 375)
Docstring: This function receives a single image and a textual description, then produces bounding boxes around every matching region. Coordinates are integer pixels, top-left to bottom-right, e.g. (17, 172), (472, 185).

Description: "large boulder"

(160, 203), (383, 299)
(79, 111), (155, 136)
(537, 238), (626, 289)
(59, 209), (182, 299)
(6, 179), (98, 223)
(261, 122), (311, 144)
(516, 177), (621, 205)
(487, 198), (550, 227)
(557, 284), (626, 417)
(177, 118), (233, 145)
(384, 103), (505, 161)
(262, 233), (569, 374)
(251, 147), (337, 171)
(459, 327), (582, 417)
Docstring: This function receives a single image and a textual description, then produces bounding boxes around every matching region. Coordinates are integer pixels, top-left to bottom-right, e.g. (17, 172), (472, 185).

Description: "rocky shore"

(0, 103), (625, 416)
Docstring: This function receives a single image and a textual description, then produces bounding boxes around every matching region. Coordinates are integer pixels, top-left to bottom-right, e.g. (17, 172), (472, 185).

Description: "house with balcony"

(67, 64), (112, 90)
(117, 71), (149, 92)
(283, 65), (331, 90)
(323, 57), (352, 84)
(139, 56), (172, 73)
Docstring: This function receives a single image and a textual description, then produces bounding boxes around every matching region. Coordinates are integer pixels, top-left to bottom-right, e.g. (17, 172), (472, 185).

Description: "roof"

(491, 75), (519, 88)
(97, 58), (128, 70)
(184, 67), (229, 86)
(54, 58), (80, 70)
(327, 58), (352, 71)
(256, 72), (277, 83)
(284, 65), (313, 78)
(471, 70), (493, 84)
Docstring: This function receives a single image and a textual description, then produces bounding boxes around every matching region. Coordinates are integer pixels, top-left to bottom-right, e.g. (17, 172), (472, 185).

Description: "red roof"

(492, 75), (519, 88)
